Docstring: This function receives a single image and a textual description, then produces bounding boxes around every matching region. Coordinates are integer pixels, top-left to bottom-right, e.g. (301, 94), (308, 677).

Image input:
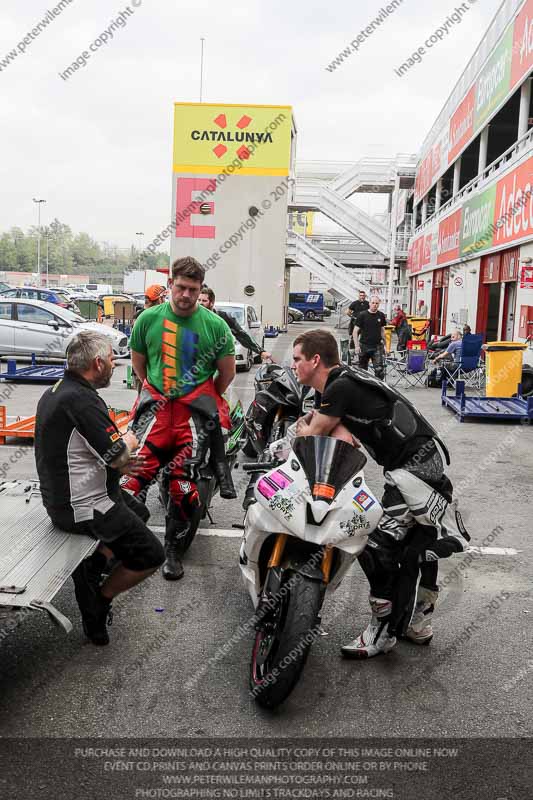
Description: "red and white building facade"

(408, 0), (533, 343)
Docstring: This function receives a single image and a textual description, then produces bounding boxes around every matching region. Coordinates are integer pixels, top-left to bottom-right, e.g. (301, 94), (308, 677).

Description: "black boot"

(242, 473), (258, 511)
(214, 461), (237, 499)
(162, 520), (186, 581)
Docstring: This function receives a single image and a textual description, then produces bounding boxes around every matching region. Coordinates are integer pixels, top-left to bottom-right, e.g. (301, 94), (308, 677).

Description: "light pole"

(33, 198), (46, 284)
(135, 232), (144, 270)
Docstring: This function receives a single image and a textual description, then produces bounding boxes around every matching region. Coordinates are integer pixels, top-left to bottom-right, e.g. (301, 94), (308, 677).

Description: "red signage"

(417, 280), (424, 289)
(421, 233), (433, 268)
(512, 0), (533, 88)
(448, 86), (476, 163)
(415, 142), (442, 202)
(493, 157), (533, 248)
(520, 265), (533, 288)
(408, 236), (423, 274)
(175, 177), (216, 239)
(437, 208), (462, 265)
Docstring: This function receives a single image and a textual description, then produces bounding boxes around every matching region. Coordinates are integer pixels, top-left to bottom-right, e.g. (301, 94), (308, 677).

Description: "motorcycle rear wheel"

(250, 574), (323, 709)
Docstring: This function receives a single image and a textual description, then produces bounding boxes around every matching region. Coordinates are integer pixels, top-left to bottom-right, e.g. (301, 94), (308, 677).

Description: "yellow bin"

(407, 316), (430, 341)
(485, 341), (527, 397)
(384, 325), (395, 353)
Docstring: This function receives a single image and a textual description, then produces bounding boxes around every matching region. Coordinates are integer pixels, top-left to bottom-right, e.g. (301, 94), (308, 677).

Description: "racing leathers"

(123, 302), (235, 574)
(313, 365), (469, 657)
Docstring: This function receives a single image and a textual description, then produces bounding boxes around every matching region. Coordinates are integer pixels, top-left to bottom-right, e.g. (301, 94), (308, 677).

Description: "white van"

(215, 302), (264, 371)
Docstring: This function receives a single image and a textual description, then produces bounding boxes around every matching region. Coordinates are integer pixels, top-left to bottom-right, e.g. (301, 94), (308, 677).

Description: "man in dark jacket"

(198, 288), (272, 362)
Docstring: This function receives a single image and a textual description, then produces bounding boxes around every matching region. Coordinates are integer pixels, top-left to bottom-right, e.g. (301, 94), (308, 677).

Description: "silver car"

(0, 299), (129, 358)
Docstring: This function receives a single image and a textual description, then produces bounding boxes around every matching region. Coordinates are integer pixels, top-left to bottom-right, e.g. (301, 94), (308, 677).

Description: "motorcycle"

(240, 435), (382, 709)
(132, 393), (245, 552)
(242, 363), (314, 458)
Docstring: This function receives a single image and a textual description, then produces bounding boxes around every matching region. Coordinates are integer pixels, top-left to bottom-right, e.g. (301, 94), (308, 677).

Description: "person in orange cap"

(144, 284), (166, 308)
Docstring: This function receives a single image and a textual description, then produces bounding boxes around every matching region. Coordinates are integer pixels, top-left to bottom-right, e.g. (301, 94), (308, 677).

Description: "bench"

(0, 481), (96, 638)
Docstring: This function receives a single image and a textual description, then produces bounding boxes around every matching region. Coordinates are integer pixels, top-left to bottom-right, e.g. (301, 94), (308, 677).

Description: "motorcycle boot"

(214, 460), (237, 500)
(341, 596), (397, 659)
(162, 517), (188, 581)
(404, 586), (438, 645)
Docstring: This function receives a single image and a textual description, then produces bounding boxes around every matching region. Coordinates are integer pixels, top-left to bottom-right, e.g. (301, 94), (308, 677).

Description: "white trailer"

(123, 270), (164, 294)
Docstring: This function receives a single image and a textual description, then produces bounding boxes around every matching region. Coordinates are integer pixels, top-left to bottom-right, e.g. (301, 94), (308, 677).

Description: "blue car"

(0, 287), (80, 313)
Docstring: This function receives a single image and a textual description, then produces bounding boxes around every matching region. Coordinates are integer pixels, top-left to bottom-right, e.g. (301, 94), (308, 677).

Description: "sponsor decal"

(257, 469), (293, 501)
(178, 480), (192, 494)
(511, 0), (533, 88)
(110, 433), (120, 443)
(474, 27), (513, 131)
(493, 157), (533, 247)
(340, 514), (371, 537)
(448, 85), (476, 163)
(426, 491), (447, 525)
(460, 185), (497, 256)
(268, 495), (295, 519)
(352, 490), (375, 513)
(437, 208), (462, 265)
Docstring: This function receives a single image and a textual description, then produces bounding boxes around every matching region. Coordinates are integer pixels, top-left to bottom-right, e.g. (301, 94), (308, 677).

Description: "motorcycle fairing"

(249, 449), (382, 554)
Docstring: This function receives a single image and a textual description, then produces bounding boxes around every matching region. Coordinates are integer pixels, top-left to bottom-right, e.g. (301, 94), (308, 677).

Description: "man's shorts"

(50, 491), (165, 572)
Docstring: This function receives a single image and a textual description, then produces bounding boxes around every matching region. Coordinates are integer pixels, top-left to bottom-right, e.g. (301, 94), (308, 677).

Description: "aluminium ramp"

(0, 483), (96, 635)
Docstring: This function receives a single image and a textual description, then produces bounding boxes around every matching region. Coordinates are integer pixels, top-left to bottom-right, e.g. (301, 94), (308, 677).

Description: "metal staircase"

(290, 180), (391, 255)
(286, 231), (371, 299)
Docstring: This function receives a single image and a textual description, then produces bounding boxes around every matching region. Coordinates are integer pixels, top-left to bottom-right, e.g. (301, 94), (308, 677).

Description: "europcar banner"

(460, 185), (497, 256)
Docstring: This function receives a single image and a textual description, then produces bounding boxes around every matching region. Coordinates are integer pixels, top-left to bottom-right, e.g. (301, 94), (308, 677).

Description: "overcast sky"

(0, 0), (503, 248)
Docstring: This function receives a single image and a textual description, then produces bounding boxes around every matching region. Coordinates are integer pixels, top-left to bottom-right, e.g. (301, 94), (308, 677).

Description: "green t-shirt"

(129, 302), (235, 398)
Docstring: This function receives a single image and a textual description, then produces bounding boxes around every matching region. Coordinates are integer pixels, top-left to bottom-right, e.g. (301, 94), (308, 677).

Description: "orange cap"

(145, 285), (166, 302)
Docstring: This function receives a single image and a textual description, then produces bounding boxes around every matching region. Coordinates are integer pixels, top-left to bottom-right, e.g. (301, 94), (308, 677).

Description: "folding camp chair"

(385, 342), (427, 389)
(441, 334), (485, 390)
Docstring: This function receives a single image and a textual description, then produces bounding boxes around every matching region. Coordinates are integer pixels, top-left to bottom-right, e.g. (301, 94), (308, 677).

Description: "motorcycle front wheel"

(250, 573), (323, 709)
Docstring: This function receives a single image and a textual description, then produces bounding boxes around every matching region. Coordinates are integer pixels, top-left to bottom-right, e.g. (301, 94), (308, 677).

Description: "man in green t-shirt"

(123, 256), (236, 580)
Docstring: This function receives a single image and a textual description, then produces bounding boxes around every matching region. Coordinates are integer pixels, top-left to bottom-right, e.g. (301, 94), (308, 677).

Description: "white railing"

(414, 125), (533, 237)
(291, 180), (391, 254)
(417, 0), (522, 163)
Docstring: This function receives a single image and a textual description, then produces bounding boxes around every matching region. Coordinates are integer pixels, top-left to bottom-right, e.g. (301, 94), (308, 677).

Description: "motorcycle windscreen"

(293, 436), (367, 503)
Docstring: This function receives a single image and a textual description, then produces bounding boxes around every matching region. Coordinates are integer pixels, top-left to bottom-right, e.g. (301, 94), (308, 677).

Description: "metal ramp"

(0, 482), (96, 636)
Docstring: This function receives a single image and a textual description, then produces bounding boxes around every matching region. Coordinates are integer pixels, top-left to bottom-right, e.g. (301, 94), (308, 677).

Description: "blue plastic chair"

(442, 334), (484, 389)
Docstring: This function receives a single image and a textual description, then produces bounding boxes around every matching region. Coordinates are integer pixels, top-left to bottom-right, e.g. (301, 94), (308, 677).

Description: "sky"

(0, 0), (504, 249)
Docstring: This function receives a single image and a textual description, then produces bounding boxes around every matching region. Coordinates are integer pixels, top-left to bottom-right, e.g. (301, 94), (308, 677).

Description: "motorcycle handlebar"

(241, 462), (277, 472)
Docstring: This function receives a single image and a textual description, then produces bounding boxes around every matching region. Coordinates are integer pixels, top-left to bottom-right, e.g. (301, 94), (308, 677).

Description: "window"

(19, 289), (36, 299)
(0, 303), (12, 320)
(38, 291), (53, 302)
(1, 289), (16, 297)
(16, 304), (55, 325)
(248, 306), (258, 323)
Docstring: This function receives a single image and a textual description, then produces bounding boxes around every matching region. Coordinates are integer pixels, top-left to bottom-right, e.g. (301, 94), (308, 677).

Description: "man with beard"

(123, 257), (236, 581)
(35, 332), (164, 646)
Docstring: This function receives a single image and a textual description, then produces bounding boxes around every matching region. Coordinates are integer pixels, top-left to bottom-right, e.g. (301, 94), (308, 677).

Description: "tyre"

(243, 350), (253, 372)
(250, 574), (323, 709)
(521, 370), (533, 397)
(305, 311), (316, 321)
(287, 313), (294, 324)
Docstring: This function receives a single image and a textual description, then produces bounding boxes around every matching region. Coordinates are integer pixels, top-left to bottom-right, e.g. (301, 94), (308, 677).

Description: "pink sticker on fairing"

(257, 478), (277, 499)
(257, 470), (293, 500)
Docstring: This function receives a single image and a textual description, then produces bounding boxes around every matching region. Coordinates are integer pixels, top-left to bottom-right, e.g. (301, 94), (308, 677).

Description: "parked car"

(216, 302), (264, 371)
(287, 306), (304, 323)
(0, 282), (11, 293)
(0, 286), (80, 314)
(288, 292), (326, 321)
(0, 299), (129, 358)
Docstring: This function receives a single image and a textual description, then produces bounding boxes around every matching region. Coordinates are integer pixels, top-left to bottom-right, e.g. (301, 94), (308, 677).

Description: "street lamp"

(135, 232), (144, 270)
(33, 198), (46, 283)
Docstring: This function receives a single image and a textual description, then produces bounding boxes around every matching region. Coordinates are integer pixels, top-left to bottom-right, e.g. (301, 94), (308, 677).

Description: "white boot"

(405, 587), (438, 645)
(341, 596), (397, 659)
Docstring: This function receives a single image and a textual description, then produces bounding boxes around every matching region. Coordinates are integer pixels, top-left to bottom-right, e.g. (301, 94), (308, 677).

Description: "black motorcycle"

(242, 363), (314, 459)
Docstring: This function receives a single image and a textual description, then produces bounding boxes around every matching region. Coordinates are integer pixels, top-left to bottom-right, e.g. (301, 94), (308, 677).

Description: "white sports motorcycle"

(240, 435), (383, 709)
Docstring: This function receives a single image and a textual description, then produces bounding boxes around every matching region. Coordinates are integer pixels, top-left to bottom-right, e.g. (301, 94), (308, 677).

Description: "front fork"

(254, 534), (333, 630)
